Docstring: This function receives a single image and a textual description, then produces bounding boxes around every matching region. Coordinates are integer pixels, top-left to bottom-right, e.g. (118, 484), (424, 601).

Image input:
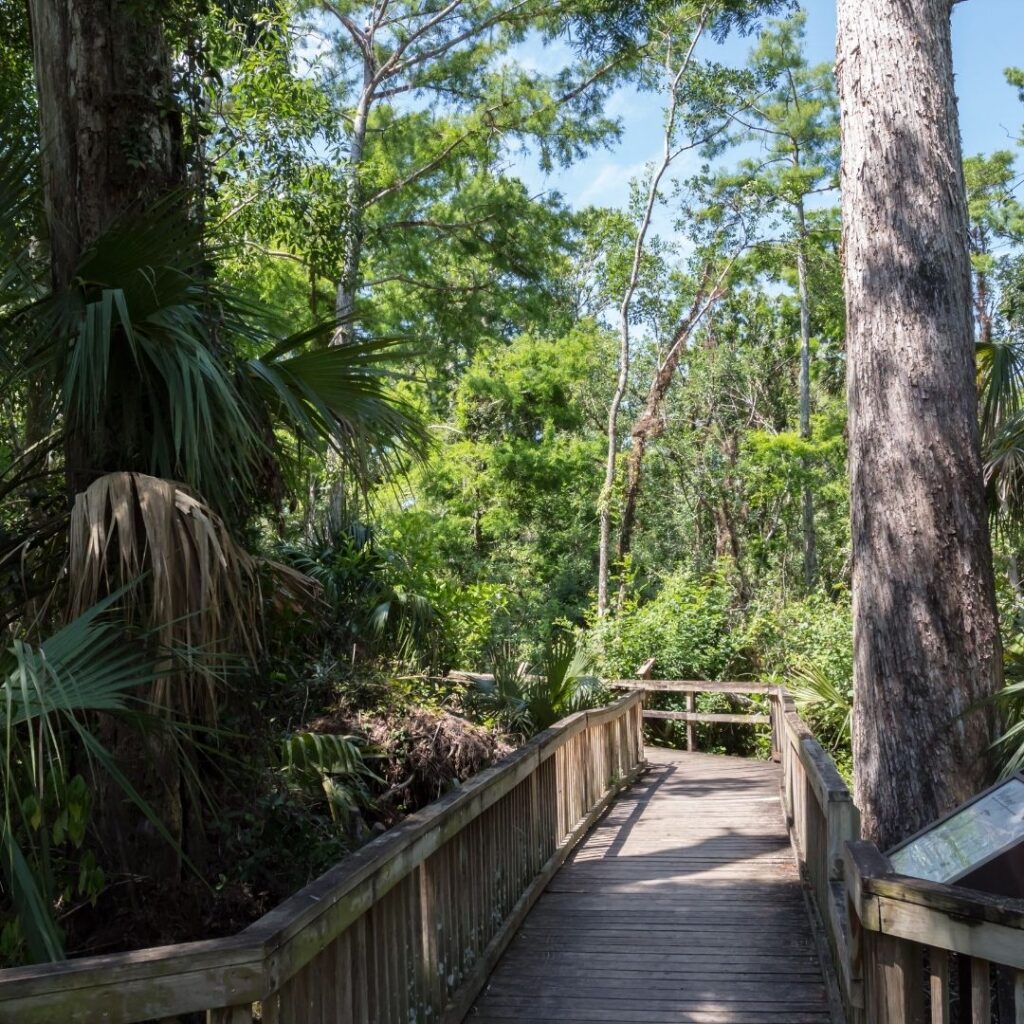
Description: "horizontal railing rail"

(0, 692), (645, 1024)
(609, 678), (773, 752)
(844, 840), (1024, 1023)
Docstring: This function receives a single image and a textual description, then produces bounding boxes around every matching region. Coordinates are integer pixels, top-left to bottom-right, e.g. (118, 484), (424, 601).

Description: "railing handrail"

(610, 678), (775, 692)
(845, 840), (1024, 936)
(0, 692), (645, 1022)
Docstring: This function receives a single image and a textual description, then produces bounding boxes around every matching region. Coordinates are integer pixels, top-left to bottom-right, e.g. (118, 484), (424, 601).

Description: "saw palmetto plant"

(470, 635), (606, 737)
(0, 594), (182, 962)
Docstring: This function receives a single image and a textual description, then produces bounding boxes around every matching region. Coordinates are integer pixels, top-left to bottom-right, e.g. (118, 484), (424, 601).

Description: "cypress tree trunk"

(28, 0), (188, 878)
(795, 198), (817, 591)
(28, 0), (182, 291)
(837, 0), (1003, 848)
(29, 0), (183, 496)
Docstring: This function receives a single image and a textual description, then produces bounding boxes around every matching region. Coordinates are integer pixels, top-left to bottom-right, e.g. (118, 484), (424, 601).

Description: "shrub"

(592, 566), (741, 681)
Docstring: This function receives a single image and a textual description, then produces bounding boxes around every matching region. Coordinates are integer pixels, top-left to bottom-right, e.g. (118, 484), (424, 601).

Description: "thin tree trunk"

(975, 266), (994, 344)
(794, 196), (817, 590)
(597, 21), (707, 617)
(333, 67), (373, 344)
(837, 0), (1003, 848)
(615, 271), (724, 595)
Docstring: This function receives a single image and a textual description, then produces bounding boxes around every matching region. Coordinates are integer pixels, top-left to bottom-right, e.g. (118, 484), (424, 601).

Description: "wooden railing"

(610, 678), (772, 751)
(844, 841), (1024, 1023)
(773, 683), (1024, 1024)
(605, 677), (1024, 1023)
(0, 692), (644, 1024)
(8, 669), (1024, 1024)
(773, 685), (861, 1019)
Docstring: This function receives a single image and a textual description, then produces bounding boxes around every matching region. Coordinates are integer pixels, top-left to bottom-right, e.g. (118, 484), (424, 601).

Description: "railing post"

(686, 691), (695, 751)
(863, 931), (925, 1024)
(827, 794), (860, 880)
(207, 1006), (252, 1024)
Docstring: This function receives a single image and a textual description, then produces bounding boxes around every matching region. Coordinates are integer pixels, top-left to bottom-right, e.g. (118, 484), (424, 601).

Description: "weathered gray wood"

(929, 947), (950, 1024)
(970, 958), (990, 1024)
(440, 762), (645, 1024)
(0, 695), (645, 1024)
(611, 679), (772, 694)
(685, 691), (696, 751)
(642, 710), (770, 725)
(468, 749), (837, 1023)
(206, 1005), (252, 1024)
(862, 931), (924, 1024)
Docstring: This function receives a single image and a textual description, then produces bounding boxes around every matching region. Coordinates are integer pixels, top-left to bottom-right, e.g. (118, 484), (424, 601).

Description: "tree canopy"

(2, 0), (1023, 966)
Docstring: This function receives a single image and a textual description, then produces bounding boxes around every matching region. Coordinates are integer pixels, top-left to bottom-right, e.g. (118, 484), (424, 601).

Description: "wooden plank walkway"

(466, 748), (837, 1024)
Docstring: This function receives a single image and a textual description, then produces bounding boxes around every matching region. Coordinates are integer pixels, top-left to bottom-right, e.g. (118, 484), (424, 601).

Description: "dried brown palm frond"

(68, 472), (262, 719)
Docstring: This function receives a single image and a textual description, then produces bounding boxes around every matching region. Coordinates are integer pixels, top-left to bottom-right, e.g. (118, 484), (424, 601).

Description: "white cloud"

(576, 159), (649, 207)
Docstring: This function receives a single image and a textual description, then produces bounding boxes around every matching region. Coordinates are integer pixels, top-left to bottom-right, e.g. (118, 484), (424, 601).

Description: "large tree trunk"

(28, 0), (187, 879)
(29, 0), (183, 497)
(837, 0), (1003, 848)
(29, 0), (182, 291)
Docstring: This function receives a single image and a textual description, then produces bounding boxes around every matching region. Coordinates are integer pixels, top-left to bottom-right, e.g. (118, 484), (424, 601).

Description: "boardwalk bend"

(1, 682), (1023, 1023)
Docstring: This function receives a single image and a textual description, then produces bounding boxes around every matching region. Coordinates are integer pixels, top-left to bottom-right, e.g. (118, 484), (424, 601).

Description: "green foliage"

(594, 565), (741, 681)
(742, 592), (853, 771)
(280, 732), (381, 824)
(0, 595), (181, 963)
(278, 509), (504, 671)
(468, 635), (606, 737)
(398, 323), (612, 647)
(742, 591), (851, 682)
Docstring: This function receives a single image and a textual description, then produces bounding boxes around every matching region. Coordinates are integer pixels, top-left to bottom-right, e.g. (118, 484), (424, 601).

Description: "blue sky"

(515, 2), (1024, 214)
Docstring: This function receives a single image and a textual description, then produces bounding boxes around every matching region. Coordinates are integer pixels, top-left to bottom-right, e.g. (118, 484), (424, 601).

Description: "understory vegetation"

(2, 0), (1023, 967)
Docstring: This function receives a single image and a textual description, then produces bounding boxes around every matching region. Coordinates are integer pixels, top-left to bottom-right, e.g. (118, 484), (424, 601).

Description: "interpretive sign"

(888, 776), (1024, 885)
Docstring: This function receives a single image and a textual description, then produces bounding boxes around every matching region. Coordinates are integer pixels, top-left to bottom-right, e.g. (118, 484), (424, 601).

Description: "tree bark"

(615, 270), (725, 600)
(28, 0), (187, 879)
(837, 0), (1003, 848)
(333, 60), (374, 344)
(28, 0), (182, 291)
(29, 0), (184, 498)
(596, 19), (707, 617)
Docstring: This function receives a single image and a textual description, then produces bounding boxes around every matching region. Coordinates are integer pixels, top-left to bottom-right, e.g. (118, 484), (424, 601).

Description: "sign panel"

(888, 778), (1024, 884)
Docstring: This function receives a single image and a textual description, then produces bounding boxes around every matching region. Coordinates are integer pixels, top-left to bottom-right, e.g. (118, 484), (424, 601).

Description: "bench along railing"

(844, 840), (1024, 1023)
(0, 692), (644, 1024)
(610, 678), (773, 752)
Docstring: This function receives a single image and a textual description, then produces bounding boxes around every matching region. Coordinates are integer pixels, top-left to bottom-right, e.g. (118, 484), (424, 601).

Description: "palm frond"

(0, 594), (176, 962)
(993, 680), (1024, 777)
(787, 658), (852, 751)
(978, 338), (1024, 448)
(21, 199), (427, 515)
(469, 635), (606, 736)
(68, 473), (261, 719)
(280, 732), (380, 824)
(246, 334), (430, 481)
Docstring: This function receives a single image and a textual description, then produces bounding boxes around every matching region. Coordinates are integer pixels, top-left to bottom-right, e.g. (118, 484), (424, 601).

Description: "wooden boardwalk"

(467, 748), (837, 1024)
